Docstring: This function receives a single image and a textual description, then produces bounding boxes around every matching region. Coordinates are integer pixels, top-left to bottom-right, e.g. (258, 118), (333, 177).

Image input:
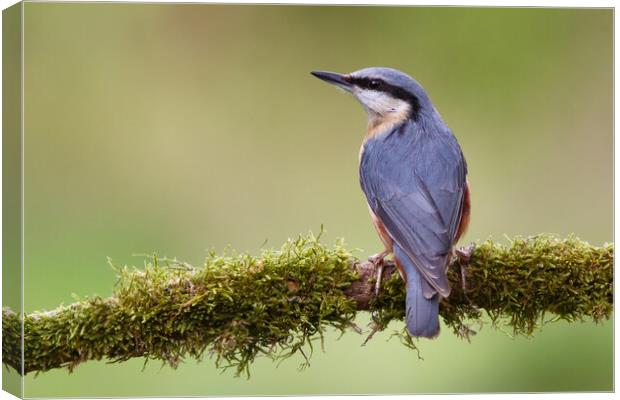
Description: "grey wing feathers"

(360, 122), (467, 298)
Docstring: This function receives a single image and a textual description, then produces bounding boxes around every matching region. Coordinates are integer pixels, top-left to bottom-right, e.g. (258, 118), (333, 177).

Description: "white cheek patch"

(354, 89), (409, 116)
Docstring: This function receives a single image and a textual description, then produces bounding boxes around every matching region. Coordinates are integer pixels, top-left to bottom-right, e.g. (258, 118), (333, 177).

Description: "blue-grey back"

(359, 120), (467, 297)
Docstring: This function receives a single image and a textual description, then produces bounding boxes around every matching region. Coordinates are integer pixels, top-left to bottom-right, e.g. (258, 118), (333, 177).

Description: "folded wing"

(360, 122), (467, 298)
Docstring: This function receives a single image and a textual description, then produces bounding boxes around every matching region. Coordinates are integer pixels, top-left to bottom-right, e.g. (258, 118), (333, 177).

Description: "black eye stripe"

(346, 76), (421, 120)
(347, 77), (383, 90)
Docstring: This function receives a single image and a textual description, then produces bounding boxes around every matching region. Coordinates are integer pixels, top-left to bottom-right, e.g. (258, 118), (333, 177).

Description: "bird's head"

(311, 67), (433, 125)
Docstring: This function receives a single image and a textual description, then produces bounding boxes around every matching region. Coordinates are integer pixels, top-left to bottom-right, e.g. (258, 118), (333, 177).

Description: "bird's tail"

(393, 243), (440, 338)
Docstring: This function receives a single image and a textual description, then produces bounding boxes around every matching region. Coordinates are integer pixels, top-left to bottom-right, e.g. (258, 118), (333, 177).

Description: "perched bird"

(311, 67), (470, 338)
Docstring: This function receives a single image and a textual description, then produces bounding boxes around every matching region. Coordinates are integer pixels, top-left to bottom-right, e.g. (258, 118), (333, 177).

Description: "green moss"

(369, 235), (613, 342)
(450, 235), (613, 336)
(10, 233), (359, 376)
(2, 233), (613, 376)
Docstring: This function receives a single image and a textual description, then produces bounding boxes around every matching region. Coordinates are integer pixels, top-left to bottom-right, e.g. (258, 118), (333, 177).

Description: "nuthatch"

(312, 67), (470, 338)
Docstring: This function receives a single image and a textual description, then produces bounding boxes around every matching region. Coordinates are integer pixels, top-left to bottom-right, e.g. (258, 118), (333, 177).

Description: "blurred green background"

(15, 3), (614, 396)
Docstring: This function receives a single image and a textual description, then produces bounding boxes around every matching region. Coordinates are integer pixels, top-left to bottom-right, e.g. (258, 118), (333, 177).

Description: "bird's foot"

(368, 250), (389, 297)
(368, 250), (389, 266)
(455, 243), (475, 291)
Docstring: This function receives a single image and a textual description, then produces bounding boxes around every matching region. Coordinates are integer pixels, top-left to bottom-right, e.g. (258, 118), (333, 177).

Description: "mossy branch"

(2, 233), (613, 376)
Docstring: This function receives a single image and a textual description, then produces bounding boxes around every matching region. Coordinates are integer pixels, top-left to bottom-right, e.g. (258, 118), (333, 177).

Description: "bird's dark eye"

(369, 80), (381, 90)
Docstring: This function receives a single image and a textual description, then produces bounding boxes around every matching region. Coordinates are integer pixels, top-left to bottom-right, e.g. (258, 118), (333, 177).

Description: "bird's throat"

(365, 107), (411, 139)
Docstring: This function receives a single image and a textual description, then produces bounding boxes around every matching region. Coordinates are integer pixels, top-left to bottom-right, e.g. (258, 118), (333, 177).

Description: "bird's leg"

(455, 243), (476, 291)
(368, 249), (390, 296)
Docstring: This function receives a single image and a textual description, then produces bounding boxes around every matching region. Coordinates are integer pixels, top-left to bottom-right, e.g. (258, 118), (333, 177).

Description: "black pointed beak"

(311, 70), (352, 92)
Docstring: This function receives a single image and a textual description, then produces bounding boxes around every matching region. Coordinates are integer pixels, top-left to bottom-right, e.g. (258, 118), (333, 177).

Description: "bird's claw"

(368, 250), (388, 265)
(455, 243), (475, 263)
(368, 250), (389, 297)
(455, 243), (475, 291)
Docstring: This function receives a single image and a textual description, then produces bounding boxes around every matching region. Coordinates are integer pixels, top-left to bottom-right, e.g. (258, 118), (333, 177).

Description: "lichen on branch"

(2, 233), (613, 376)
